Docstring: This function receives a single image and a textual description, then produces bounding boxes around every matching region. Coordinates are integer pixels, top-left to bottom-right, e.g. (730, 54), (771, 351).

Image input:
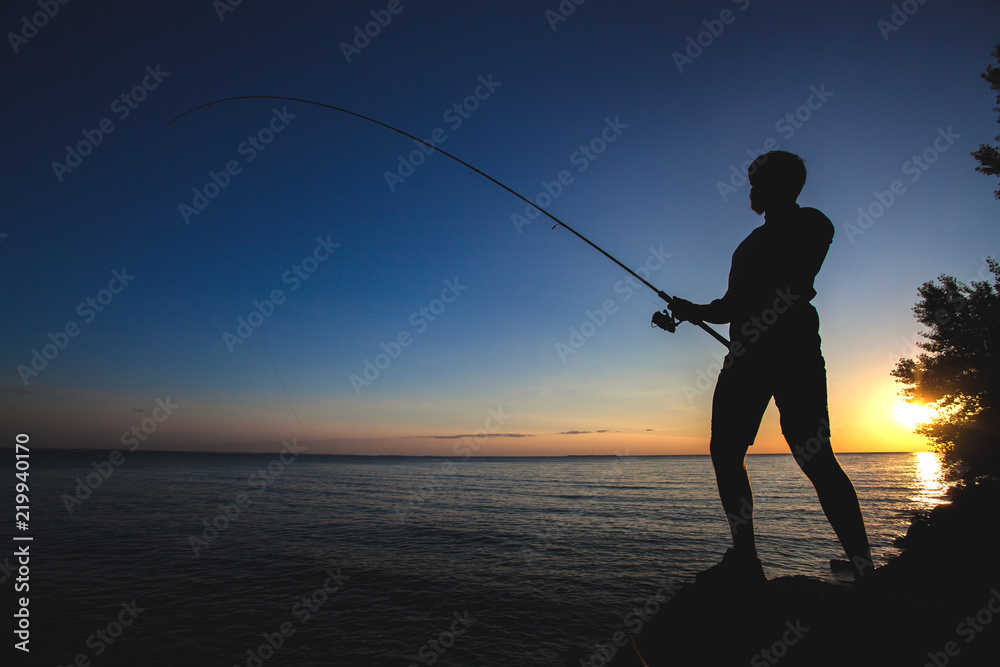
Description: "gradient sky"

(2, 1), (998, 455)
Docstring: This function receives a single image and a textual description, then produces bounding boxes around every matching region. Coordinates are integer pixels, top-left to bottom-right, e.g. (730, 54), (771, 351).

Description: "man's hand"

(669, 298), (703, 323)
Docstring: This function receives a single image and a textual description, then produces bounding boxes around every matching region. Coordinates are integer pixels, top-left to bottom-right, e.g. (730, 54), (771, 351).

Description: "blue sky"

(2, 0), (998, 454)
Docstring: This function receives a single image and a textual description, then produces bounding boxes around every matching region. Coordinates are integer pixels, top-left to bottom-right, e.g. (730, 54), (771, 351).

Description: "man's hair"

(748, 151), (807, 201)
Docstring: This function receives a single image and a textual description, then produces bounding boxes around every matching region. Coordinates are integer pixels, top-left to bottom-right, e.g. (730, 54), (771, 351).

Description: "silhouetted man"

(670, 151), (873, 585)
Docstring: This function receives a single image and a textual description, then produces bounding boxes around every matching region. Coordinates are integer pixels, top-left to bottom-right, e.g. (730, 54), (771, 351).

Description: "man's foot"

(831, 556), (875, 579)
(696, 548), (767, 588)
(829, 558), (853, 573)
(831, 557), (877, 596)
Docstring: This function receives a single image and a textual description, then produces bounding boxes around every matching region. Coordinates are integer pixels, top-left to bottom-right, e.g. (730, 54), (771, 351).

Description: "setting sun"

(894, 401), (936, 430)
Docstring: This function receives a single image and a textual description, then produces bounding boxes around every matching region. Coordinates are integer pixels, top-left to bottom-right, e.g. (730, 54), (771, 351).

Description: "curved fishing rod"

(170, 95), (729, 348)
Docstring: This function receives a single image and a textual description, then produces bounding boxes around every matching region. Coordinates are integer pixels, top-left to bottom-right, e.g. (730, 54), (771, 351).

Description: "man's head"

(747, 151), (806, 215)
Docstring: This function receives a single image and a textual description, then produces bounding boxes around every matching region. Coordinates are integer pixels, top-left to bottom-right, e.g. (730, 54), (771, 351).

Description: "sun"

(894, 400), (936, 430)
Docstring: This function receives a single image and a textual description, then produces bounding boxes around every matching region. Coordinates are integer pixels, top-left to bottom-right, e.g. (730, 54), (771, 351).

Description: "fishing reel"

(651, 309), (677, 333)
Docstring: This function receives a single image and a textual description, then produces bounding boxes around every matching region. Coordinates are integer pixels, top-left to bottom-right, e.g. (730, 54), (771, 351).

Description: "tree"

(971, 43), (1000, 199)
(892, 260), (1000, 475)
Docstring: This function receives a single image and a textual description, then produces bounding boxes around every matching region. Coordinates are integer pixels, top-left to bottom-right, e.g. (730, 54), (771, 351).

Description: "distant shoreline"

(0, 448), (925, 458)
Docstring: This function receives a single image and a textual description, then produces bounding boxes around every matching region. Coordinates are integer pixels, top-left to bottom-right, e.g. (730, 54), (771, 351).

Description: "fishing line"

(551, 226), (664, 308)
(170, 95), (729, 347)
(445, 165), (663, 308)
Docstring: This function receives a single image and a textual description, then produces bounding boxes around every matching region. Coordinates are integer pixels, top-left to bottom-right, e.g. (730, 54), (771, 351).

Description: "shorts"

(710, 329), (830, 454)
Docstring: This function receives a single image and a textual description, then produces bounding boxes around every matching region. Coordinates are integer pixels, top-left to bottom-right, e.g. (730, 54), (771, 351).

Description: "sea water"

(6, 451), (948, 666)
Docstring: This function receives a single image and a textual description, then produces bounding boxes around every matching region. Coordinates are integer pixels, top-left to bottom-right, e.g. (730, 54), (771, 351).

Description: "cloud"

(558, 429), (614, 435)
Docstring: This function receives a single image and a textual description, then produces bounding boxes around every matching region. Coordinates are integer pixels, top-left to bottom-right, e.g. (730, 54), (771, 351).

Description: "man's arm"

(670, 296), (732, 324)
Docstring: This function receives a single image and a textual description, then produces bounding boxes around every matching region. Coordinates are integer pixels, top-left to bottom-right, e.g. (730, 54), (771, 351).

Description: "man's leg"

(711, 440), (756, 557)
(795, 442), (873, 577)
(776, 353), (874, 578)
(710, 356), (772, 559)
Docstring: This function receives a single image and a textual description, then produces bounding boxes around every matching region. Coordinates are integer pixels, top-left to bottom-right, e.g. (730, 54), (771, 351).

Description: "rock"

(568, 478), (1000, 666)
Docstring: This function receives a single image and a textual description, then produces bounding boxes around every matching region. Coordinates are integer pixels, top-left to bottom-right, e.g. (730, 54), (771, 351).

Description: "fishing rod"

(169, 95), (730, 348)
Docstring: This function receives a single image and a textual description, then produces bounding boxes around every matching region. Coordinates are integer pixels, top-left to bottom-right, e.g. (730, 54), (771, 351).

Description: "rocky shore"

(566, 478), (1000, 666)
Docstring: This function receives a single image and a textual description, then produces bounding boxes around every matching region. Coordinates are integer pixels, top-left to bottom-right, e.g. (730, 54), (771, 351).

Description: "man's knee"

(792, 441), (831, 469)
(791, 436), (842, 481)
(785, 415), (830, 459)
(710, 437), (747, 470)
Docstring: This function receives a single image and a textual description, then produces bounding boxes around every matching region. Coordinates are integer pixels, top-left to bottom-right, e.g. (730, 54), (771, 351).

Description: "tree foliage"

(971, 43), (1000, 198)
(892, 260), (1000, 475)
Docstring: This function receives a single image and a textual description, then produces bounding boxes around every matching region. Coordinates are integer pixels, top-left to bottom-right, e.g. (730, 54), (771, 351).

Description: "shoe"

(831, 556), (875, 580)
(829, 558), (853, 572)
(696, 548), (767, 588)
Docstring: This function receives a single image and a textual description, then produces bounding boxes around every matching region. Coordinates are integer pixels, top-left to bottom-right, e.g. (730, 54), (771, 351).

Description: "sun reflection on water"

(912, 451), (949, 509)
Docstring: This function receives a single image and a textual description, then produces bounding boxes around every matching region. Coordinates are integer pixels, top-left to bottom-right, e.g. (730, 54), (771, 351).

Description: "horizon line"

(3, 447), (926, 457)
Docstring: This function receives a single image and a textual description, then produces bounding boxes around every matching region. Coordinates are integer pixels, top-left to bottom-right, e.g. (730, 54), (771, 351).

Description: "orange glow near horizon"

(18, 364), (938, 456)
